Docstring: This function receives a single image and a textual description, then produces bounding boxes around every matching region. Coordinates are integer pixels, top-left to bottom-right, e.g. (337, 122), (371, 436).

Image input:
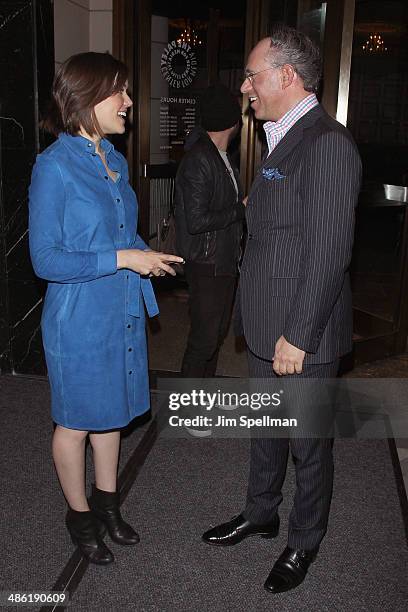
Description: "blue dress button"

(127, 324), (131, 329)
(128, 347), (132, 352)
(128, 370), (132, 375)
(104, 175), (109, 180)
(120, 224), (124, 229)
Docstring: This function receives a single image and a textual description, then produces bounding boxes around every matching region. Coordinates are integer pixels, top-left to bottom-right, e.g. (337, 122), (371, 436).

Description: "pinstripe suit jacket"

(238, 104), (362, 364)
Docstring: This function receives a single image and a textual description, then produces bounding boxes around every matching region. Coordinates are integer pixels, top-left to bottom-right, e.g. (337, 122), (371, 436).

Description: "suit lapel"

(250, 105), (324, 196)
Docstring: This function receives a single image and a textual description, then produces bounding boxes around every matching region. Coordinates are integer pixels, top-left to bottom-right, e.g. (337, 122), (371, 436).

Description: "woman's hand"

(117, 249), (184, 277)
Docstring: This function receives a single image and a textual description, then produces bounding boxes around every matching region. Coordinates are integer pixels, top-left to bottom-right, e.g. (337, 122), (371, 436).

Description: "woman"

(29, 52), (183, 565)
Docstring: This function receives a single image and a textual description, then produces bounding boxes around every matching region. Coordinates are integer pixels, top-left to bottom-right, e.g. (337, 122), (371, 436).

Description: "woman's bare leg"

(89, 431), (121, 492)
(52, 425), (89, 511)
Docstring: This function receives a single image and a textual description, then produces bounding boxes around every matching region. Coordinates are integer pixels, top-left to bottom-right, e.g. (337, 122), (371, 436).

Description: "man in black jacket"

(174, 84), (245, 377)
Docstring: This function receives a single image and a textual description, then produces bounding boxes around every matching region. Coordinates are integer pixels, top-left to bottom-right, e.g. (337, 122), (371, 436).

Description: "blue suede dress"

(29, 134), (158, 430)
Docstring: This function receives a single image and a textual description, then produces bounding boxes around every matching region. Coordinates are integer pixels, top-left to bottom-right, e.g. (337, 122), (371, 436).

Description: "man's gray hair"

(266, 24), (322, 93)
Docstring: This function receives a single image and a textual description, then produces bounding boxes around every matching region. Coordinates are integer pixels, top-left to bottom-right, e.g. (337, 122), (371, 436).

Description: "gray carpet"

(0, 375), (407, 611)
(0, 375), (154, 597)
(71, 438), (407, 611)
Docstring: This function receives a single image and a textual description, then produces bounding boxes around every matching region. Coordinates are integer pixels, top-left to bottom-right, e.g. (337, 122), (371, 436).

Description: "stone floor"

(147, 283), (408, 497)
(147, 287), (248, 377)
(348, 355), (408, 493)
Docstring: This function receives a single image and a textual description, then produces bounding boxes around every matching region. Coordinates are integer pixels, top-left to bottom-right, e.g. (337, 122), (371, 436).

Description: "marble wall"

(54, 0), (112, 68)
(0, 0), (54, 374)
(0, 0), (114, 375)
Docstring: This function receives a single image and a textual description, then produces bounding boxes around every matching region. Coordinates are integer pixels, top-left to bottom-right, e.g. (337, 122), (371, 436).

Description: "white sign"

(160, 40), (197, 89)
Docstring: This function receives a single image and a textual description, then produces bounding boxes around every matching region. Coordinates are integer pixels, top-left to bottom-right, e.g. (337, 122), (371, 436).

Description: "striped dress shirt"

(264, 93), (319, 154)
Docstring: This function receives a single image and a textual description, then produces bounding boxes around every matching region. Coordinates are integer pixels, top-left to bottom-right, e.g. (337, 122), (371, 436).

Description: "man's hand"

(273, 335), (305, 376)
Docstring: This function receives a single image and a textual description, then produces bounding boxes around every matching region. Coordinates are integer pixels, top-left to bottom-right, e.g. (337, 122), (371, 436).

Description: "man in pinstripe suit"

(202, 25), (362, 594)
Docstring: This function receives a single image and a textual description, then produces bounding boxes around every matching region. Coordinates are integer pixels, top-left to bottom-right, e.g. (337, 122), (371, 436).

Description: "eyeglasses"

(244, 66), (277, 85)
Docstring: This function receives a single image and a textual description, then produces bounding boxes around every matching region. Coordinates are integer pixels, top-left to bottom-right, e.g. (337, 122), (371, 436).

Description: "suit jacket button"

(248, 233), (253, 239)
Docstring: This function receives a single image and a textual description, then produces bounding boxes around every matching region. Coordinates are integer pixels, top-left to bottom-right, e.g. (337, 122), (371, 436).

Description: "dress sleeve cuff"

(134, 234), (149, 250)
(97, 250), (118, 276)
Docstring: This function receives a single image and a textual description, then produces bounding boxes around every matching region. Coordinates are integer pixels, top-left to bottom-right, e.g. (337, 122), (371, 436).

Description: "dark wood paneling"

(113, 0), (136, 183)
(240, 0), (269, 194)
(321, 0), (345, 117)
(134, 0), (152, 241)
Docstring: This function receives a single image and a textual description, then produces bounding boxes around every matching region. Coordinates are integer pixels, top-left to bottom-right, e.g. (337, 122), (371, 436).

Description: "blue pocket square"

(262, 167), (286, 181)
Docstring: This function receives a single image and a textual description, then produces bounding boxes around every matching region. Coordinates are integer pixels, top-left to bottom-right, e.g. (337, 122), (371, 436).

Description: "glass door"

(345, 0), (408, 363)
(134, 0), (247, 245)
(127, 0), (408, 362)
(134, 0), (338, 239)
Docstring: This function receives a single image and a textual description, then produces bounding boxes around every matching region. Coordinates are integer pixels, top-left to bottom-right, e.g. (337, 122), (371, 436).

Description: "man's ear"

(281, 64), (296, 89)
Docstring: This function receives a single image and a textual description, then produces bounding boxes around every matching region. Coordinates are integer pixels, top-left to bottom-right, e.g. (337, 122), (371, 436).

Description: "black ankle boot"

(89, 485), (140, 545)
(65, 508), (114, 565)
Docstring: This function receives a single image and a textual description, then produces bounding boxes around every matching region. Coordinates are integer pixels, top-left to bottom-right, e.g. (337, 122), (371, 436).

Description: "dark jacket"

(174, 126), (245, 276)
(238, 104), (362, 364)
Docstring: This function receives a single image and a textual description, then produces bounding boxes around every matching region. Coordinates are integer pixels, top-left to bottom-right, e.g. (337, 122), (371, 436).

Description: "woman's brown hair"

(42, 52), (128, 137)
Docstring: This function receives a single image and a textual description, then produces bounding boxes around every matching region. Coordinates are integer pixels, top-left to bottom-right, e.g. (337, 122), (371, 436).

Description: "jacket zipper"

(225, 156), (239, 203)
(204, 231), (210, 257)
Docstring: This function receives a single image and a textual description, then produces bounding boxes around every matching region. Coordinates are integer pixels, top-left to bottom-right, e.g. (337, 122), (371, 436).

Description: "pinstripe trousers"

(243, 349), (339, 550)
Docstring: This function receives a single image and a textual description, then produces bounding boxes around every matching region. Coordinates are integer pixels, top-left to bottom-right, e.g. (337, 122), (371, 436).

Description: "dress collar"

(58, 133), (114, 157)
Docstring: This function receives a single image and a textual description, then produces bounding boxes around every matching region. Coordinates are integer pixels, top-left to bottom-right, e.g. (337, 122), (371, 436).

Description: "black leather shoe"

(89, 485), (140, 546)
(66, 509), (114, 565)
(264, 546), (318, 593)
(202, 513), (279, 546)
